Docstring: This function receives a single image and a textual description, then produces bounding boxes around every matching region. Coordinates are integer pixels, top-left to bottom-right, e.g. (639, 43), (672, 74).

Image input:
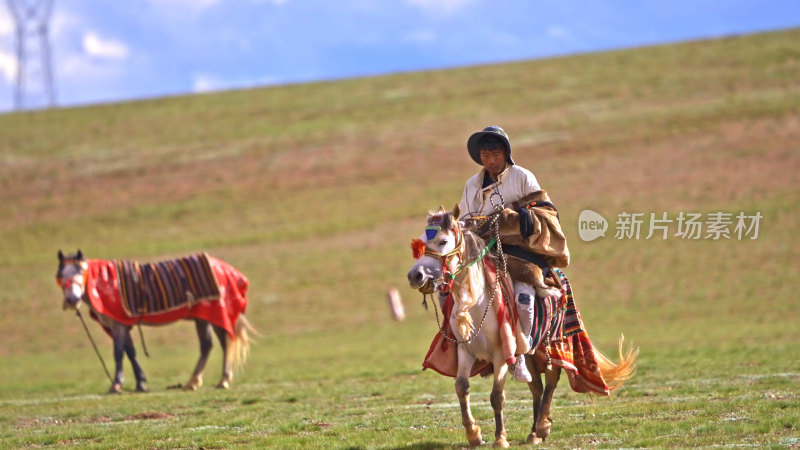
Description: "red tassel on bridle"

(411, 238), (426, 259)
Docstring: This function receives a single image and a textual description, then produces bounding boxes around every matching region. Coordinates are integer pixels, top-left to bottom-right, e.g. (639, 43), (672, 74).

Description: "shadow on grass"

(343, 441), (457, 450)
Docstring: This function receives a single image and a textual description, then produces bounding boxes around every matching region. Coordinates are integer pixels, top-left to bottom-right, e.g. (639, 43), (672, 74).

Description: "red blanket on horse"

(422, 264), (611, 395)
(84, 255), (248, 338)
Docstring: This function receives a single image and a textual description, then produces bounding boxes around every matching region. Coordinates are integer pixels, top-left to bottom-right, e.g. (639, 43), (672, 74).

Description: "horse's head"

(407, 205), (464, 294)
(56, 249), (88, 311)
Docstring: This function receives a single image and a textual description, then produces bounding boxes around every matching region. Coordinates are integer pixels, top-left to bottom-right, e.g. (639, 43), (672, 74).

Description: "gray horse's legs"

(185, 319), (214, 391)
(455, 345), (482, 447)
(125, 328), (147, 392)
(109, 323), (128, 394)
(122, 330), (148, 392)
(212, 325), (232, 389)
(456, 375), (483, 447)
(490, 365), (509, 448)
(107, 323), (148, 394)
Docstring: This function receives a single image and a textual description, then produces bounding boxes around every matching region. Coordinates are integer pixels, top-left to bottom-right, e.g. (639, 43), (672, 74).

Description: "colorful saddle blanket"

(541, 269), (611, 395)
(115, 253), (220, 317)
(531, 268), (582, 346)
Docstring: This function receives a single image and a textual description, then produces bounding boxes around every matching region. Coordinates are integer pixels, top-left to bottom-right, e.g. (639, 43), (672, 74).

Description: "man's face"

(480, 148), (507, 179)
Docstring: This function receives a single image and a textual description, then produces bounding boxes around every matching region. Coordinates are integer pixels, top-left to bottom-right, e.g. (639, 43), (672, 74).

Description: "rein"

(427, 211), (508, 345)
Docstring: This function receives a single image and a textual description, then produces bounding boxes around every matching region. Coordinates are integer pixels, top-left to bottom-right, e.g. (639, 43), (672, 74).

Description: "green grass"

(1, 28), (799, 448)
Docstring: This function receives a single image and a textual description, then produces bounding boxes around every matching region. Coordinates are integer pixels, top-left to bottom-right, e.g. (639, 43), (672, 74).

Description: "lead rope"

(76, 308), (114, 383)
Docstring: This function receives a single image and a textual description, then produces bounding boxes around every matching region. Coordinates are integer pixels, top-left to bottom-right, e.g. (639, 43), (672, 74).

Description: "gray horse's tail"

(228, 315), (257, 373)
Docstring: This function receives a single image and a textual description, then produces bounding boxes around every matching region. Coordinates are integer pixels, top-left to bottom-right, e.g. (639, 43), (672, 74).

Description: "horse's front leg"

(108, 323), (129, 394)
(123, 327), (148, 392)
(526, 354), (545, 444)
(185, 319), (214, 391)
(456, 346), (483, 447)
(490, 360), (509, 448)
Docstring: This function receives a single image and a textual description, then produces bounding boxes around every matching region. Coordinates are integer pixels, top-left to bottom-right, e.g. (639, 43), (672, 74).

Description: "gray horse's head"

(407, 205), (463, 294)
(56, 249), (87, 311)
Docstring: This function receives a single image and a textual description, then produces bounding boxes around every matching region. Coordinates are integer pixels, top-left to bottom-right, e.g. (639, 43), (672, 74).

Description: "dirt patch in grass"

(125, 411), (175, 421)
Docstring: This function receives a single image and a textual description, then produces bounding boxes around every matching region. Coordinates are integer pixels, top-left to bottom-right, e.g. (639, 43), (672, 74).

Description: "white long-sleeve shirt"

(458, 164), (541, 219)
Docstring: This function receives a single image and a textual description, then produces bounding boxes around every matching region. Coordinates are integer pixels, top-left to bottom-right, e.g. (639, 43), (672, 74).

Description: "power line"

(5, 0), (56, 110)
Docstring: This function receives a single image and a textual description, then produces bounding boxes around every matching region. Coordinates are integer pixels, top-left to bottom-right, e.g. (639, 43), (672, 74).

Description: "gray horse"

(56, 249), (255, 394)
(407, 207), (637, 446)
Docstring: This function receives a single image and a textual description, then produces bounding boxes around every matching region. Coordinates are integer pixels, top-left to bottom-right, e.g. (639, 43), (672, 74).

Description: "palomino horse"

(56, 250), (254, 394)
(407, 207), (637, 447)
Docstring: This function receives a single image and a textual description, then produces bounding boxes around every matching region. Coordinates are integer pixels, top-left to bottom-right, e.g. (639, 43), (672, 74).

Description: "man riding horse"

(458, 125), (567, 383)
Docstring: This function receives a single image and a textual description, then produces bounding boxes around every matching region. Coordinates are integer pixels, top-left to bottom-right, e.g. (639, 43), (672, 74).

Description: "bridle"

(56, 259), (88, 296)
(422, 222), (466, 295)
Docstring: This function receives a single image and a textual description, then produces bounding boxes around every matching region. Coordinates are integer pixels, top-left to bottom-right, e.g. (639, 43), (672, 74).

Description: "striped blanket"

(83, 254), (248, 338)
(115, 253), (220, 317)
(541, 269), (611, 396)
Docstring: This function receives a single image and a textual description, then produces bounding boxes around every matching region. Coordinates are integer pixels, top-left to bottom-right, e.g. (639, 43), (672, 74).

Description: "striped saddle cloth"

(115, 253), (220, 317)
(531, 268), (583, 347)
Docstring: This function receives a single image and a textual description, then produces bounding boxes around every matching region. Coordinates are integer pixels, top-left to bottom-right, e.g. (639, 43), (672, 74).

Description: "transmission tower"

(6, 0), (56, 110)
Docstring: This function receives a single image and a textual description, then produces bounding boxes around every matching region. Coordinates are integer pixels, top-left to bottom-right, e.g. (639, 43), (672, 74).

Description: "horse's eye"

(438, 239), (448, 246)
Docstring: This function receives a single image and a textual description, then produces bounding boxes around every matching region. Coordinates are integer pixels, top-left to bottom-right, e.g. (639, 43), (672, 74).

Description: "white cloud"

(82, 32), (129, 60)
(60, 53), (125, 80)
(147, 0), (221, 17)
(0, 49), (17, 83)
(192, 74), (221, 93)
(0, 8), (13, 37)
(192, 73), (281, 94)
(406, 0), (473, 15)
(404, 30), (437, 44)
(546, 25), (569, 39)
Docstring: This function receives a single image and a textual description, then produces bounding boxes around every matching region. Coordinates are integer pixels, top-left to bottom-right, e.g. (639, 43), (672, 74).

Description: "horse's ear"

(76, 249), (83, 260)
(437, 205), (446, 213)
(58, 250), (63, 261)
(452, 204), (461, 220)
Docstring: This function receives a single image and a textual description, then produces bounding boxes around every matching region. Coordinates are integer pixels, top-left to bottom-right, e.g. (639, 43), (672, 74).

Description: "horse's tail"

(594, 334), (638, 393)
(228, 315), (257, 373)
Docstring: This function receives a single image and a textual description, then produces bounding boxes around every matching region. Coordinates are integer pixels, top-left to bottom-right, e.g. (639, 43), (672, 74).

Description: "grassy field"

(1, 28), (799, 448)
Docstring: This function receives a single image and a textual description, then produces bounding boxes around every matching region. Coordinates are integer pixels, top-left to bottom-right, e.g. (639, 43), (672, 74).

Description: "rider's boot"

(513, 282), (535, 383)
(511, 354), (532, 383)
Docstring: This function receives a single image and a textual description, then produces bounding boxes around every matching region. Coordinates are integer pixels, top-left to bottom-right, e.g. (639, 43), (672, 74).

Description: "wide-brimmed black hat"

(466, 125), (515, 166)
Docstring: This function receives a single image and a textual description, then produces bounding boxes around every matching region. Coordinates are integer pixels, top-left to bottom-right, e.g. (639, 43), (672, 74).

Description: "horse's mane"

(461, 227), (496, 267)
(451, 220), (495, 339)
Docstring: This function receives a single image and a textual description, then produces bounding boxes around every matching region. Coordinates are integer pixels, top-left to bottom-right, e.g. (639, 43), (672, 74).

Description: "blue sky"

(1, 0), (798, 112)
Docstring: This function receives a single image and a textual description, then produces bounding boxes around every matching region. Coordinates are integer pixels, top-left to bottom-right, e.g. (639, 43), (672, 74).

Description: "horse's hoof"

(535, 421), (552, 440)
(184, 376), (202, 391)
(108, 383), (122, 394)
(466, 425), (483, 447)
(136, 384), (149, 393)
(527, 433), (543, 445)
(216, 380), (230, 390)
(492, 436), (509, 448)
